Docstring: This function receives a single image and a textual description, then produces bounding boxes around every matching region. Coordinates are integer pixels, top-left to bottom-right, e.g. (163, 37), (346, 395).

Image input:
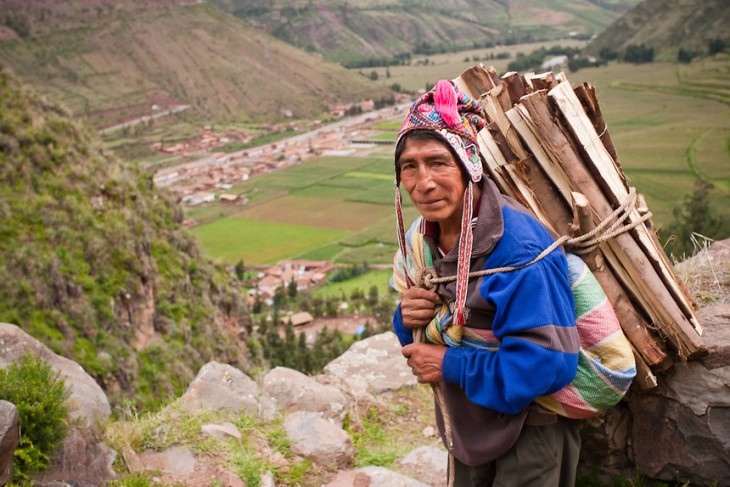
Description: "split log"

(516, 90), (704, 360)
(454, 64), (497, 100)
(573, 83), (621, 172)
(570, 192), (671, 369)
(549, 82), (702, 338)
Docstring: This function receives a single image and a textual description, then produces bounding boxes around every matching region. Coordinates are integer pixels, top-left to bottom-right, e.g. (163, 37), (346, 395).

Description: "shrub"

(0, 353), (71, 482)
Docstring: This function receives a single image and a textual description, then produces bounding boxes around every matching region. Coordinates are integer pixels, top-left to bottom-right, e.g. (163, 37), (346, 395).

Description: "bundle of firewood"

(454, 65), (706, 389)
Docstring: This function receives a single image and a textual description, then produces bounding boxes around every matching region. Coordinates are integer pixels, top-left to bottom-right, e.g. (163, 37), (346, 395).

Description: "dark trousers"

(451, 416), (581, 487)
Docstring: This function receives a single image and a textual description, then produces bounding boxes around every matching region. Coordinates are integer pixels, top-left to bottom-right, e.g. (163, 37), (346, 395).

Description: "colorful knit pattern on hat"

(397, 80), (486, 183)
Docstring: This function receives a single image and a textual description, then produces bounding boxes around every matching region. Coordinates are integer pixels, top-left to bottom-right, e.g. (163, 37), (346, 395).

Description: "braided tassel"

(452, 182), (474, 331)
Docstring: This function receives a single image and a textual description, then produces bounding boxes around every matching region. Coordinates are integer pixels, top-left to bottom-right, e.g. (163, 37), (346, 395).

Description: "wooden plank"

(549, 82), (702, 338)
(517, 90), (704, 359)
(455, 64), (496, 100)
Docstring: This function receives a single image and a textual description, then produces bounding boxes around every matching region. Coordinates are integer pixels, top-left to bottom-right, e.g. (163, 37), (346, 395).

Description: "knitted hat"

(396, 80), (486, 183)
(394, 80), (487, 330)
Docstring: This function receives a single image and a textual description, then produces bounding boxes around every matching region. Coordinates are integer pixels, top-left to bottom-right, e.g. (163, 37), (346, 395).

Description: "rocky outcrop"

(177, 361), (261, 414)
(581, 238), (730, 487)
(0, 323), (111, 428)
(0, 401), (19, 485)
(284, 411), (355, 470)
(323, 331), (417, 395)
(0, 323), (116, 485)
(263, 366), (347, 425)
(325, 466), (433, 487)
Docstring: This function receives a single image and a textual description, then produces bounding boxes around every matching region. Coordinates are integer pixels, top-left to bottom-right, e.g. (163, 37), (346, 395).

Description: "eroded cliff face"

(0, 64), (253, 410)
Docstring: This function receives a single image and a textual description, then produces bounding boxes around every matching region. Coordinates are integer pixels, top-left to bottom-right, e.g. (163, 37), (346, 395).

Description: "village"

(150, 98), (410, 336)
(151, 97), (410, 206)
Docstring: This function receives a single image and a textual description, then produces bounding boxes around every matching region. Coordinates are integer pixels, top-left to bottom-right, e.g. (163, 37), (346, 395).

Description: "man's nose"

(415, 165), (437, 190)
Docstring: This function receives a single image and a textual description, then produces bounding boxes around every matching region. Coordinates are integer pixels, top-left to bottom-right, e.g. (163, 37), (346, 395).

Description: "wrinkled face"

(398, 136), (466, 229)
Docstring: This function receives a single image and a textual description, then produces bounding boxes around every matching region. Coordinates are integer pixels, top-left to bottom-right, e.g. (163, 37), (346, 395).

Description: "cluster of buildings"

(248, 260), (334, 305)
(151, 102), (408, 208)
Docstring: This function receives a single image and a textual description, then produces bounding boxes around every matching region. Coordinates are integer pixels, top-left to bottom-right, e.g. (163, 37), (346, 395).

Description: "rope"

(411, 188), (650, 486)
(428, 188), (651, 286)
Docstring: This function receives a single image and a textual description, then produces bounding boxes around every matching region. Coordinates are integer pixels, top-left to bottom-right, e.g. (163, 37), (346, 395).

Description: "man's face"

(398, 136), (466, 228)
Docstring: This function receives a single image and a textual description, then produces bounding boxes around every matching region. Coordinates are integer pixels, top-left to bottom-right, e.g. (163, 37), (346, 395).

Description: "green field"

(313, 269), (396, 301)
(191, 217), (350, 265)
(189, 53), (730, 267)
(188, 155), (420, 265)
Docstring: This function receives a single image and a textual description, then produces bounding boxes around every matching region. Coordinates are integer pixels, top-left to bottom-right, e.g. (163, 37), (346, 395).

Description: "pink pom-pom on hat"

(434, 80), (461, 128)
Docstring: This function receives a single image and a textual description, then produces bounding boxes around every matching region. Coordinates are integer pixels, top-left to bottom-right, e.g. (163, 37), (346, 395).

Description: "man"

(391, 80), (581, 486)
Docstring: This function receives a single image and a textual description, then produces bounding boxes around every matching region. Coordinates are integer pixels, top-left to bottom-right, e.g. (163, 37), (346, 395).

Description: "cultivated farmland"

(190, 54), (729, 267)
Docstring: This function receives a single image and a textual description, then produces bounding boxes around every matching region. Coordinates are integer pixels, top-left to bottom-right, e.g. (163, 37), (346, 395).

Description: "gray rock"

(201, 422), (242, 441)
(263, 367), (347, 425)
(0, 323), (111, 428)
(397, 446), (448, 487)
(630, 364), (730, 487)
(34, 428), (118, 485)
(0, 323), (116, 485)
(136, 445), (196, 475)
(178, 361), (260, 414)
(0, 400), (19, 485)
(325, 466), (431, 487)
(323, 332), (416, 394)
(697, 303), (730, 370)
(284, 411), (354, 470)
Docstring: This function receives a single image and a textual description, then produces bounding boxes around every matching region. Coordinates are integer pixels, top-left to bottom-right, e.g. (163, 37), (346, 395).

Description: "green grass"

(190, 217), (350, 265)
(313, 269), (394, 300)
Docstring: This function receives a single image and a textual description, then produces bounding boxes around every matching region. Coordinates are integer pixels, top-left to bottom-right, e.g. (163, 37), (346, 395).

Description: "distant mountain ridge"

(586, 0), (730, 58)
(0, 2), (391, 126)
(211, 0), (639, 65)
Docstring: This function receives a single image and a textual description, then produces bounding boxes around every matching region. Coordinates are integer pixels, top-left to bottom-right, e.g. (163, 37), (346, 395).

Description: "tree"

(708, 38), (726, 55)
(662, 180), (728, 258)
(288, 277), (298, 299)
(623, 44), (654, 64)
(367, 285), (379, 307)
(234, 259), (245, 281)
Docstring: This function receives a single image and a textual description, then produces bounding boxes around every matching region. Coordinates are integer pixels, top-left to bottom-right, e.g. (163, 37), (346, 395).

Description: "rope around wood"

(411, 189), (651, 485)
(414, 188), (652, 291)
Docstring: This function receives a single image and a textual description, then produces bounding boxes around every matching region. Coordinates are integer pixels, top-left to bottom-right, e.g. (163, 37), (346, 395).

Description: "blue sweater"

(393, 205), (579, 415)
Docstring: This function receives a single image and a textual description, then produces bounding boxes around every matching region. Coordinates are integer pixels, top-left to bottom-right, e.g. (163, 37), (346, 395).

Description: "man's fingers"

(403, 287), (440, 303)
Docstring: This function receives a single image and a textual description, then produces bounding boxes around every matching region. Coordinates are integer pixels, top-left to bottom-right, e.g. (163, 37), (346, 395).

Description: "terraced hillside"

(0, 1), (391, 127)
(212, 0), (639, 65)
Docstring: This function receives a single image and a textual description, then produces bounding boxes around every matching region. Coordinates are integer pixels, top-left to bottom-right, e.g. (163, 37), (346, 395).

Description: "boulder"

(0, 400), (19, 485)
(629, 361), (730, 486)
(136, 445), (196, 475)
(178, 361), (260, 414)
(34, 427), (118, 485)
(284, 411), (354, 470)
(0, 323), (111, 428)
(0, 323), (116, 484)
(325, 466), (431, 487)
(263, 366), (347, 425)
(323, 332), (416, 394)
(201, 422), (242, 441)
(397, 445), (448, 487)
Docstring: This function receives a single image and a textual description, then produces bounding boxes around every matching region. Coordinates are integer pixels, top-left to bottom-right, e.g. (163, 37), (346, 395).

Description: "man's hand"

(400, 287), (440, 329)
(402, 343), (446, 383)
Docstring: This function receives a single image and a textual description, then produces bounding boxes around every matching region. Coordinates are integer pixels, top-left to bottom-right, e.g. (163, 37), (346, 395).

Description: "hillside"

(211, 0), (639, 65)
(0, 63), (256, 411)
(0, 2), (392, 128)
(586, 0), (730, 59)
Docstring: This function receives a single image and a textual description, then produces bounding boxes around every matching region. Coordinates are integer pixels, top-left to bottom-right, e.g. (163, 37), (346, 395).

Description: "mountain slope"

(586, 0), (729, 57)
(0, 64), (255, 410)
(0, 2), (391, 127)
(212, 0), (639, 64)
